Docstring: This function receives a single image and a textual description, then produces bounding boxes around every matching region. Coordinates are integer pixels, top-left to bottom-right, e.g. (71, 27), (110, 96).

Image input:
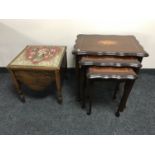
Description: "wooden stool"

(7, 45), (67, 104)
(82, 67), (137, 117)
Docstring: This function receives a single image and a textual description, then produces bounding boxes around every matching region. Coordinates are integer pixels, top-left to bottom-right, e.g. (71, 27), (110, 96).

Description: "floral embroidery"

(10, 46), (65, 68)
(26, 46), (60, 64)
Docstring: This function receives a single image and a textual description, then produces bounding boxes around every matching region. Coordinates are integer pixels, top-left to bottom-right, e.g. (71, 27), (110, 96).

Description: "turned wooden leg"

(55, 70), (62, 104)
(81, 67), (87, 109)
(87, 79), (93, 115)
(9, 70), (25, 103)
(81, 67), (85, 108)
(115, 80), (135, 117)
(64, 51), (68, 79)
(75, 55), (81, 101)
(113, 81), (121, 100)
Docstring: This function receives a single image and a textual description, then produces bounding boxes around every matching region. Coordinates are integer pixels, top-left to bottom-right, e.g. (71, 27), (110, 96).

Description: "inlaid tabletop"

(9, 45), (66, 69)
(80, 56), (142, 68)
(73, 34), (148, 57)
(87, 67), (137, 80)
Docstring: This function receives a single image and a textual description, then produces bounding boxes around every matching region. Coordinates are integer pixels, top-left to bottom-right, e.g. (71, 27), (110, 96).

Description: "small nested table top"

(87, 67), (137, 80)
(79, 56), (142, 68)
(73, 34), (148, 57)
(8, 45), (66, 70)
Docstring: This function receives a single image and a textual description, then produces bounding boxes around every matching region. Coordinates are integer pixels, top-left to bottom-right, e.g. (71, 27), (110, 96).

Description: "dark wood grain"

(14, 70), (55, 91)
(80, 56), (142, 68)
(73, 34), (149, 57)
(87, 67), (137, 80)
(116, 80), (135, 117)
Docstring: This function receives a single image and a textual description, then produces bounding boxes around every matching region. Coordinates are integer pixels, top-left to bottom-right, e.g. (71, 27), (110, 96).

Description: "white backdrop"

(0, 1), (154, 155)
(0, 0), (154, 68)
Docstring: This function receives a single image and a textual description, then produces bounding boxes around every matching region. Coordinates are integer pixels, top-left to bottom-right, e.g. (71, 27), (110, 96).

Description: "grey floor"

(0, 69), (155, 135)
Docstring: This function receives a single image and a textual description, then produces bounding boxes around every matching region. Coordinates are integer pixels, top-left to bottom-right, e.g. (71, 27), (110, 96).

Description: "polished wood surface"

(87, 67), (137, 80)
(73, 34), (149, 57)
(80, 56), (142, 68)
(14, 70), (55, 91)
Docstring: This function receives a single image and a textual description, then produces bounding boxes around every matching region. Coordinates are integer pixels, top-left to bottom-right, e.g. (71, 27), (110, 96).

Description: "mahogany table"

(83, 67), (137, 116)
(7, 45), (67, 103)
(72, 34), (149, 99)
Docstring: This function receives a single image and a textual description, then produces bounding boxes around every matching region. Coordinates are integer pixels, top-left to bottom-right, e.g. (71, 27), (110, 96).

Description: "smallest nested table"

(84, 67), (137, 116)
(7, 45), (67, 103)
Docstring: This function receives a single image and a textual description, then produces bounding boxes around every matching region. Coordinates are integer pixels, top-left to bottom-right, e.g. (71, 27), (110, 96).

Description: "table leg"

(81, 67), (87, 109)
(55, 70), (62, 104)
(87, 79), (93, 115)
(115, 80), (135, 117)
(113, 81), (121, 100)
(75, 55), (81, 101)
(9, 70), (25, 103)
(62, 51), (67, 79)
(64, 51), (67, 77)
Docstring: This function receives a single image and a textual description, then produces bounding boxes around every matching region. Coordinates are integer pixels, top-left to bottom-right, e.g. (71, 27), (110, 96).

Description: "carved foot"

(87, 105), (91, 115)
(87, 111), (91, 115)
(19, 93), (25, 103)
(115, 111), (120, 117)
(57, 95), (63, 104)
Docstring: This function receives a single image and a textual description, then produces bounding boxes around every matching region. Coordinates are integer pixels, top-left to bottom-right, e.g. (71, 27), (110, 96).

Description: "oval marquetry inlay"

(98, 40), (117, 45)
